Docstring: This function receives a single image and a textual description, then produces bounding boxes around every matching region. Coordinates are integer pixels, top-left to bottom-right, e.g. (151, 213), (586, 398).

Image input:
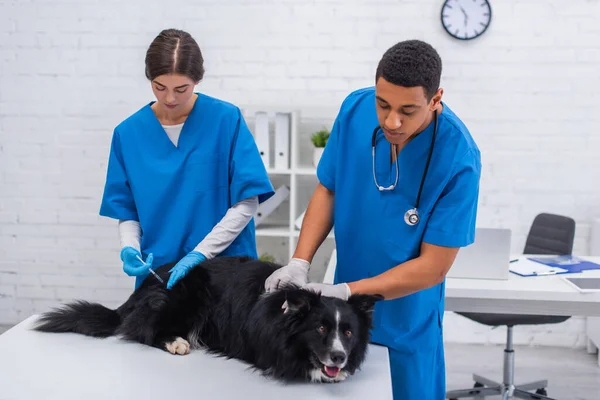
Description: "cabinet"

(242, 108), (335, 273)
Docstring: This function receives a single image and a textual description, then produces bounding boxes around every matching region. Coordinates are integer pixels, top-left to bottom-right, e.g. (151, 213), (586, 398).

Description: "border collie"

(32, 256), (383, 383)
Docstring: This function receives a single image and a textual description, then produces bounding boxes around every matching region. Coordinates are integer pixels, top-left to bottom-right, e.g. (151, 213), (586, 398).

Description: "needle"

(136, 255), (164, 284)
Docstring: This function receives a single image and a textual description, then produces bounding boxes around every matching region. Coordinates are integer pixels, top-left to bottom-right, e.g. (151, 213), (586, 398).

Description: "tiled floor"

(445, 343), (600, 399)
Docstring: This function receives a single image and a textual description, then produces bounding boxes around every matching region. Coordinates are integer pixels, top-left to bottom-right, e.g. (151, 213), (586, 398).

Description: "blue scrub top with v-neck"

(99, 93), (274, 287)
(317, 87), (481, 399)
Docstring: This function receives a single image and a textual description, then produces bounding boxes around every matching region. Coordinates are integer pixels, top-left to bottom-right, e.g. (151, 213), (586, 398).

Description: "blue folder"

(527, 255), (600, 273)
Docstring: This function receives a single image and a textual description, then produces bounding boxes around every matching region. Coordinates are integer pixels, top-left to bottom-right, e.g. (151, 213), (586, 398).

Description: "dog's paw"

(333, 370), (349, 382)
(165, 337), (190, 355)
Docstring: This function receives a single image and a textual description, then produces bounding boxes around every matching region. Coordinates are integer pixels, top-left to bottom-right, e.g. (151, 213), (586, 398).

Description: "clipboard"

(508, 257), (570, 277)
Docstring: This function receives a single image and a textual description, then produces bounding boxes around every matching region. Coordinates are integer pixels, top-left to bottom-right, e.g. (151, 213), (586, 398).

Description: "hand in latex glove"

(302, 282), (351, 301)
(264, 258), (310, 292)
(121, 246), (154, 277)
(167, 251), (206, 290)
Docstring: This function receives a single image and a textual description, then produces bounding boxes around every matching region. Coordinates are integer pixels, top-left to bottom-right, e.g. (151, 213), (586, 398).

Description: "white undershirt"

(162, 123), (184, 147)
(118, 196), (259, 260)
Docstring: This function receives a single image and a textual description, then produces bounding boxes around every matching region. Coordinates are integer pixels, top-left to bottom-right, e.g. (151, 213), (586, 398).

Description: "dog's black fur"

(33, 256), (383, 383)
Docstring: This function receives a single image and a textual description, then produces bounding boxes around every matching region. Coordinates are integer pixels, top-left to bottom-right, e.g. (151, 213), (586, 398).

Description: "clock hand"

(460, 7), (468, 27)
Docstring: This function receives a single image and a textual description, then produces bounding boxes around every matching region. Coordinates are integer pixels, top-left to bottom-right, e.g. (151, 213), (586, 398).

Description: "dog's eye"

(317, 325), (326, 334)
(345, 330), (352, 337)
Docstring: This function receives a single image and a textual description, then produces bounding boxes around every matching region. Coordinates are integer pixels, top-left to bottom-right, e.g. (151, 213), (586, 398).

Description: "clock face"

(441, 0), (492, 40)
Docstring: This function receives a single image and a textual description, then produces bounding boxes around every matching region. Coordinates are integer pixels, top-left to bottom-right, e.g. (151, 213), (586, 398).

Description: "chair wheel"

(447, 382), (485, 399)
(535, 388), (547, 396)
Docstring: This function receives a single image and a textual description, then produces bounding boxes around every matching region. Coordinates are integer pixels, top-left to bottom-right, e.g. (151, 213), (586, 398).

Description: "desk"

(445, 257), (600, 318)
(324, 252), (600, 362)
(0, 315), (393, 400)
(324, 252), (600, 317)
(445, 257), (600, 367)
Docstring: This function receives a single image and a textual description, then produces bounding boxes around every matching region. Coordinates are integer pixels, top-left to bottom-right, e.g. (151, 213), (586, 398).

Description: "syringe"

(136, 255), (164, 284)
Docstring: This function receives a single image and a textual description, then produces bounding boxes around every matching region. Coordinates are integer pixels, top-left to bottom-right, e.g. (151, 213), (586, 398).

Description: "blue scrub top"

(317, 87), (481, 354)
(99, 93), (274, 286)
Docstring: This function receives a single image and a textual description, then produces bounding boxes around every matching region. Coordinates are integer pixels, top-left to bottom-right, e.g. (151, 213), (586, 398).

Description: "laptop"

(446, 228), (512, 280)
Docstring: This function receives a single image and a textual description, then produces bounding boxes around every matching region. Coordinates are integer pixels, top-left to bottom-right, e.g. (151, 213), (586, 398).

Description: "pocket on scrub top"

(185, 155), (227, 194)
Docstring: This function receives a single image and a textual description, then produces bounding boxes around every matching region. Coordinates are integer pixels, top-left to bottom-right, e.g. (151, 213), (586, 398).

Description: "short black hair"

(145, 29), (205, 83)
(375, 40), (442, 100)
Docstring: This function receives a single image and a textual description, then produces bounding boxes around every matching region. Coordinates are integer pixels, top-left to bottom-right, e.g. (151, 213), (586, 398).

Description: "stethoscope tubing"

(371, 109), (438, 226)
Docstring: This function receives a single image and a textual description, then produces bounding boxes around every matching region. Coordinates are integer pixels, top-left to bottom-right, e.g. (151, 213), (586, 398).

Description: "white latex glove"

(264, 258), (310, 292)
(302, 282), (351, 300)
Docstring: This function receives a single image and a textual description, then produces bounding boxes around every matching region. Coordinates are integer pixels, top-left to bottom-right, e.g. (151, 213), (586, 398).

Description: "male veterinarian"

(265, 39), (481, 400)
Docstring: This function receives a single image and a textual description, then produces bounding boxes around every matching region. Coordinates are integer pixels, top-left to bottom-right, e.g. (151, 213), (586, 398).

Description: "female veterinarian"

(265, 40), (481, 400)
(99, 29), (274, 290)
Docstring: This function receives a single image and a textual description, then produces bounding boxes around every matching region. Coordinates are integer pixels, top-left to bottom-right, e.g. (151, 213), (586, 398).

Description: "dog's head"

(281, 289), (383, 383)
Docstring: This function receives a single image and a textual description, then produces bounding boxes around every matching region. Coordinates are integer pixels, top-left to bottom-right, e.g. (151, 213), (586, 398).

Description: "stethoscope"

(371, 109), (438, 226)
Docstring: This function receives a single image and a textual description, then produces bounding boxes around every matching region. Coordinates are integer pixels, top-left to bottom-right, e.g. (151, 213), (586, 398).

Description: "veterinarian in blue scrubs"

(100, 29), (274, 290)
(265, 40), (481, 399)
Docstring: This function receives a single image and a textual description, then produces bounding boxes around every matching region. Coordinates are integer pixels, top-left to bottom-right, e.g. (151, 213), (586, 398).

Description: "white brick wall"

(1, 0), (599, 347)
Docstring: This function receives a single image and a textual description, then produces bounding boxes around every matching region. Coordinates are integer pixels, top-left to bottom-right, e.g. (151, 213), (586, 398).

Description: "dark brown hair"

(375, 39), (442, 101)
(145, 29), (205, 82)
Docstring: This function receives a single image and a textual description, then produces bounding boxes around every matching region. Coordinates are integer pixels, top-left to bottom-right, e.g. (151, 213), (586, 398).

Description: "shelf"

(266, 168), (292, 175)
(246, 108), (328, 259)
(256, 226), (335, 239)
(295, 167), (317, 176)
(293, 229), (335, 239)
(256, 227), (290, 237)
(265, 167), (317, 176)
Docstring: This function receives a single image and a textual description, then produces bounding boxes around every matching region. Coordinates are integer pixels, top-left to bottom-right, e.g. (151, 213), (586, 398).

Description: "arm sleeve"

(422, 149), (482, 248)
(99, 129), (139, 221)
(118, 220), (141, 252)
(316, 113), (341, 193)
(228, 108), (274, 205)
(193, 196), (259, 259)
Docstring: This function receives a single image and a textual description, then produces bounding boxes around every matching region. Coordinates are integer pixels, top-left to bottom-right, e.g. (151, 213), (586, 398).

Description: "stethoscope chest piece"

(404, 208), (420, 226)
(372, 109), (438, 228)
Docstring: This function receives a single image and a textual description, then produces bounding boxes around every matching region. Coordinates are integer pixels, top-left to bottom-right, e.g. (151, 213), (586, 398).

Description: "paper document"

(509, 257), (568, 277)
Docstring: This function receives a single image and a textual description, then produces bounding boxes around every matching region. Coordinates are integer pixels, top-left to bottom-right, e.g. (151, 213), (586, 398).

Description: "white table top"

(445, 256), (600, 317)
(324, 251), (600, 317)
(0, 315), (393, 400)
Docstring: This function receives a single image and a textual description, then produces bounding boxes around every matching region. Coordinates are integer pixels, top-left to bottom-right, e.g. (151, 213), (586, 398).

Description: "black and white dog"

(33, 256), (383, 383)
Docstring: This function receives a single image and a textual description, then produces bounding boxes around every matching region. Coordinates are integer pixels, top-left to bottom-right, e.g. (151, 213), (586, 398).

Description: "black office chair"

(446, 213), (576, 400)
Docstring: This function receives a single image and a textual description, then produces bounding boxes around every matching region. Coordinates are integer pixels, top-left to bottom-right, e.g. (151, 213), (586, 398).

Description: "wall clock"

(441, 0), (492, 41)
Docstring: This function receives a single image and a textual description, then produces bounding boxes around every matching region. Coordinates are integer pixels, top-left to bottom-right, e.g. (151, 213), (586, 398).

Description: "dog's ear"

(282, 289), (320, 314)
(347, 293), (384, 315)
